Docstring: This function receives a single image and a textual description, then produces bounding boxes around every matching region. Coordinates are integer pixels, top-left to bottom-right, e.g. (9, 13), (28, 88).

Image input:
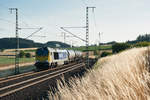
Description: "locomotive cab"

(35, 47), (50, 69)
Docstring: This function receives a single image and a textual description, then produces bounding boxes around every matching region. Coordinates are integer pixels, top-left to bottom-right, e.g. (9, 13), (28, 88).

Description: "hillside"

(50, 47), (150, 99)
(0, 38), (70, 49)
(45, 41), (71, 48)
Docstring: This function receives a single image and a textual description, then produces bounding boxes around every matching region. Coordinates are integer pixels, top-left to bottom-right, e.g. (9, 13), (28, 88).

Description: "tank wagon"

(34, 47), (83, 70)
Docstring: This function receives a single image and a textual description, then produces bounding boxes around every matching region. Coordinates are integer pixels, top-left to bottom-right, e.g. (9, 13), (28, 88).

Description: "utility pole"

(86, 7), (96, 68)
(9, 8), (19, 74)
(60, 7), (96, 68)
(61, 32), (74, 44)
(61, 32), (66, 43)
(99, 32), (101, 46)
(99, 32), (103, 46)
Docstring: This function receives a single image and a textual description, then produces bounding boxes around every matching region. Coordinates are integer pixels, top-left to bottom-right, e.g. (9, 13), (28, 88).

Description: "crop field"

(50, 47), (150, 100)
(68, 45), (112, 51)
(0, 48), (36, 67)
(3, 48), (37, 52)
(0, 57), (35, 67)
(0, 48), (36, 77)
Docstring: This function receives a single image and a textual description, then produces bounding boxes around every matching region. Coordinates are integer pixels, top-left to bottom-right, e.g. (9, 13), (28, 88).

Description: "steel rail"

(0, 62), (76, 85)
(0, 71), (34, 82)
(0, 63), (85, 98)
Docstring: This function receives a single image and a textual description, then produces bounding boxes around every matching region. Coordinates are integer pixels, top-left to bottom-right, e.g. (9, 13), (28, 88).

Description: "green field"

(68, 45), (112, 51)
(0, 57), (35, 66)
(23, 49), (36, 52)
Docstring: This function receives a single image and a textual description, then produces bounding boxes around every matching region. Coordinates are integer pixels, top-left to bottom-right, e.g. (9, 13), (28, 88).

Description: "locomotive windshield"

(36, 47), (49, 56)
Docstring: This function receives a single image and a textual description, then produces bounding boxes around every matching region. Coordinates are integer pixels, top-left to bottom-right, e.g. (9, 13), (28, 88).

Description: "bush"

(25, 53), (32, 58)
(101, 51), (112, 57)
(94, 50), (99, 55)
(134, 41), (150, 47)
(0, 48), (5, 52)
(19, 50), (25, 58)
(112, 43), (130, 53)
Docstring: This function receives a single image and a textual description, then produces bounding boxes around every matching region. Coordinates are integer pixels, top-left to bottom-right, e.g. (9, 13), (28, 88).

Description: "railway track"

(0, 62), (85, 99)
(0, 62), (76, 85)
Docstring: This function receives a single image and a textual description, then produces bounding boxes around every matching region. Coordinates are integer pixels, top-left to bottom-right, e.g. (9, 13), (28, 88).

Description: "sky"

(0, 0), (150, 46)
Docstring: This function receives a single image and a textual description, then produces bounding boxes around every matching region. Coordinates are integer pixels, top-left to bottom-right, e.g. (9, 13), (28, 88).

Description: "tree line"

(0, 38), (71, 50)
(100, 34), (150, 57)
(112, 34), (150, 53)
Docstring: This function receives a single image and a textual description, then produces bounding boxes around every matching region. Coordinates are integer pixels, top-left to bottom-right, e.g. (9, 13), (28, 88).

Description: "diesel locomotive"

(34, 47), (82, 70)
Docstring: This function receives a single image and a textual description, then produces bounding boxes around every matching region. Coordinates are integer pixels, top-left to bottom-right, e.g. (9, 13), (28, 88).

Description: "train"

(34, 47), (83, 70)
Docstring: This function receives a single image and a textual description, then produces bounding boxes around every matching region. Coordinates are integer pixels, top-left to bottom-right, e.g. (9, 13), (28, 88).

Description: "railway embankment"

(0, 58), (97, 100)
(49, 47), (150, 100)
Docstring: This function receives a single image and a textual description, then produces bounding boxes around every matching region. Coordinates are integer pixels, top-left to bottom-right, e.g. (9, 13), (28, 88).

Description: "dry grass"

(49, 47), (150, 100)
(3, 48), (37, 52)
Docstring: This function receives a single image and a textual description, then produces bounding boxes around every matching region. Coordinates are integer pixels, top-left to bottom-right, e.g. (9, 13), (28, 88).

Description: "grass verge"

(49, 47), (150, 100)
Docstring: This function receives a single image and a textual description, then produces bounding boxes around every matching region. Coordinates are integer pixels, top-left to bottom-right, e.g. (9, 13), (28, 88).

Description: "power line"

(0, 3), (38, 28)
(59, 32), (74, 43)
(81, 0), (87, 7)
(0, 27), (5, 31)
(19, 10), (39, 28)
(0, 18), (30, 33)
(61, 26), (85, 28)
(25, 27), (43, 39)
(0, 18), (15, 24)
(33, 35), (46, 37)
(0, 3), (9, 9)
(0, 3), (33, 27)
(92, 9), (97, 31)
(92, 7), (98, 44)
(0, 28), (12, 33)
(60, 27), (86, 42)
(0, 17), (30, 28)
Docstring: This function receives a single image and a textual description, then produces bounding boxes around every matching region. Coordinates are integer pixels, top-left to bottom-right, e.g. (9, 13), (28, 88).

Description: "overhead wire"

(18, 10), (44, 39)
(0, 3), (9, 9)
(25, 27), (43, 39)
(92, 9), (97, 33)
(0, 18), (15, 24)
(0, 3), (38, 28)
(0, 18), (15, 34)
(81, 0), (87, 7)
(19, 11), (37, 28)
(91, 0), (98, 44)
(91, 0), (99, 41)
(0, 4), (30, 31)
(0, 3), (45, 42)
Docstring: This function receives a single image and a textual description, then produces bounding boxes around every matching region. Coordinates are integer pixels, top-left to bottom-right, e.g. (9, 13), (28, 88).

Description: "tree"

(19, 50), (25, 58)
(112, 43), (130, 53)
(25, 53), (32, 58)
(101, 51), (112, 57)
(134, 41), (150, 47)
(0, 48), (5, 52)
(136, 34), (150, 42)
(94, 50), (99, 55)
